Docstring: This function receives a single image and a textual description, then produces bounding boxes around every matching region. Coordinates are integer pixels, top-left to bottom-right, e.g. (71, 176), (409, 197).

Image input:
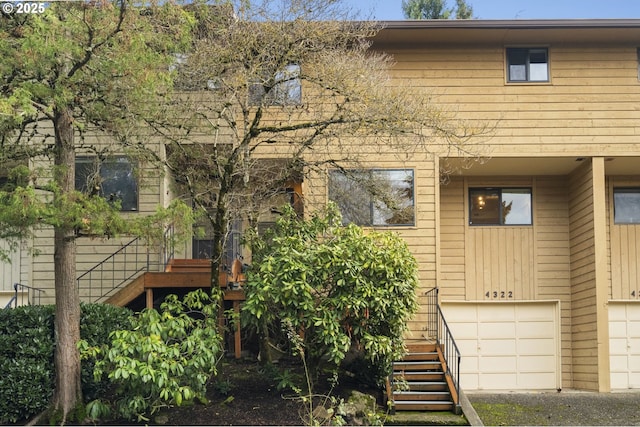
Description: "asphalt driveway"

(466, 390), (640, 426)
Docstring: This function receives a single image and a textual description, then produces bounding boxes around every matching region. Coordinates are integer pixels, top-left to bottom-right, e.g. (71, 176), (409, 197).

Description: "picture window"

(328, 169), (415, 227)
(75, 156), (138, 211)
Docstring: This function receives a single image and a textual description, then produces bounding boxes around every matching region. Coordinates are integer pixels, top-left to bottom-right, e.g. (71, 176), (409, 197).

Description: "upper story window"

(75, 156), (138, 212)
(506, 48), (549, 82)
(469, 188), (532, 226)
(250, 64), (301, 106)
(614, 188), (640, 224)
(328, 169), (415, 227)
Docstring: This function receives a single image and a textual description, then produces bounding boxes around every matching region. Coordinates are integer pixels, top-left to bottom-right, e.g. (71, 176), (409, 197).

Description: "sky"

(345, 0), (640, 20)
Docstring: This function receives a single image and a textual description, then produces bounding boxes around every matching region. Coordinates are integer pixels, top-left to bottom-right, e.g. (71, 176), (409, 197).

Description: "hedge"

(0, 303), (132, 424)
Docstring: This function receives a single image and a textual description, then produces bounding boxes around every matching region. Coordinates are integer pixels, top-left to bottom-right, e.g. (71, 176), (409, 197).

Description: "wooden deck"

(105, 259), (246, 358)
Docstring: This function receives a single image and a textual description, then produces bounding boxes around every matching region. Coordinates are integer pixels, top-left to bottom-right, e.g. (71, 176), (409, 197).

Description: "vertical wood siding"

(609, 177), (640, 301)
(535, 177), (573, 387)
(0, 240), (21, 291)
(568, 161), (599, 390)
(440, 176), (574, 386)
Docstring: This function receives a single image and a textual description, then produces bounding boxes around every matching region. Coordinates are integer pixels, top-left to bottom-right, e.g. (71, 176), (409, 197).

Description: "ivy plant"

(243, 203), (419, 386)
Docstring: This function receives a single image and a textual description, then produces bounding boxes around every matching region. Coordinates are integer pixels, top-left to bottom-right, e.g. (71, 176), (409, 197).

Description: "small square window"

(75, 156), (138, 211)
(614, 188), (640, 224)
(328, 169), (415, 226)
(507, 48), (549, 82)
(469, 188), (532, 225)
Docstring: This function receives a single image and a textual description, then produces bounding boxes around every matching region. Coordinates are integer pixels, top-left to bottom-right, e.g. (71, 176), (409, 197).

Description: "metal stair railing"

(4, 283), (45, 309)
(436, 302), (461, 408)
(76, 225), (175, 303)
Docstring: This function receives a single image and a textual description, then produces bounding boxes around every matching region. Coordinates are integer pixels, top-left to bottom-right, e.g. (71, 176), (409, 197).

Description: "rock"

(340, 390), (378, 425)
(347, 390), (377, 416)
(154, 414), (169, 425)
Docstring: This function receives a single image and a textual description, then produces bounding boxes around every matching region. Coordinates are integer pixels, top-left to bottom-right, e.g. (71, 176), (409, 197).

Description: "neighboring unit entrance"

(609, 302), (640, 389)
(441, 301), (561, 390)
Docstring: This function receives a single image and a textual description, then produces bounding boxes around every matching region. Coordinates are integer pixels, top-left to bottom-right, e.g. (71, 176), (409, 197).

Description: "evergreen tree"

(402, 0), (474, 19)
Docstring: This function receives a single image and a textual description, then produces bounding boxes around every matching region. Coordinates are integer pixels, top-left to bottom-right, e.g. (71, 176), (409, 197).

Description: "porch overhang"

(442, 156), (640, 177)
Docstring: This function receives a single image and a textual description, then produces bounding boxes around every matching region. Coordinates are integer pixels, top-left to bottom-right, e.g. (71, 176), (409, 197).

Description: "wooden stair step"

(393, 371), (445, 381)
(405, 343), (438, 353)
(394, 381), (449, 392)
(393, 361), (442, 371)
(402, 352), (439, 361)
(392, 391), (451, 401)
(392, 401), (454, 412)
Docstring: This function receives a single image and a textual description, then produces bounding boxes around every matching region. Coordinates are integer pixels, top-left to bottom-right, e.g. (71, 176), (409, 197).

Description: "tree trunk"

(209, 181), (230, 297)
(51, 107), (82, 421)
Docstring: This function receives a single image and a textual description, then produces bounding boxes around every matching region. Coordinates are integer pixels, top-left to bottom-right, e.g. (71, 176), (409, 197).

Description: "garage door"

(609, 302), (640, 389)
(441, 301), (560, 391)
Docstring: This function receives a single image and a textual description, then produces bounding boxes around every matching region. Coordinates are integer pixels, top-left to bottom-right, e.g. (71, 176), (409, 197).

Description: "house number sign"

(485, 291), (514, 299)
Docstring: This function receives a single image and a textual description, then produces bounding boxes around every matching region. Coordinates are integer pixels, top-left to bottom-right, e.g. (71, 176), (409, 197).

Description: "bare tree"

(150, 0), (486, 291)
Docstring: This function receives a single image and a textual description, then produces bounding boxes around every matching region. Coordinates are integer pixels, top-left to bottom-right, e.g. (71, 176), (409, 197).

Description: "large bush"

(80, 289), (223, 422)
(0, 303), (132, 424)
(243, 203), (419, 385)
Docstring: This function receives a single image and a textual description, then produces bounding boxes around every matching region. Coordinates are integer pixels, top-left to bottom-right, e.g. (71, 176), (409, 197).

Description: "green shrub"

(244, 203), (419, 387)
(0, 303), (132, 424)
(80, 289), (223, 422)
(80, 303), (134, 402)
(0, 305), (55, 424)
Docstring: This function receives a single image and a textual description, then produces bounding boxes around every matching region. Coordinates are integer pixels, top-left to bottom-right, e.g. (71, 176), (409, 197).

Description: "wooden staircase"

(387, 343), (459, 413)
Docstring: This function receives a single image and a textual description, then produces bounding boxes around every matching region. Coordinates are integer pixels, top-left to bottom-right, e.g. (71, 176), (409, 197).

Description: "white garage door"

(609, 302), (640, 389)
(441, 301), (561, 391)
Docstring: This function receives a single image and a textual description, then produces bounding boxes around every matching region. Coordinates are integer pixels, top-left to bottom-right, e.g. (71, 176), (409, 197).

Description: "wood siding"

(29, 146), (168, 305)
(568, 160), (600, 391)
(305, 158), (439, 339)
(386, 46), (640, 157)
(440, 176), (574, 387)
(609, 177), (640, 301)
(0, 239), (21, 291)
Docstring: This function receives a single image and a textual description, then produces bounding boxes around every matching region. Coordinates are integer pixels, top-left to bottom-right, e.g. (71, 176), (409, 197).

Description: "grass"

(472, 402), (547, 426)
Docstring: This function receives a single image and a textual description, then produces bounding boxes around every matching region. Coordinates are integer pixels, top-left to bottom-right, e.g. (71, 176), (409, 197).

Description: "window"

(614, 188), (640, 224)
(249, 64), (301, 106)
(75, 156), (138, 211)
(328, 169), (415, 226)
(469, 188), (532, 225)
(506, 48), (549, 82)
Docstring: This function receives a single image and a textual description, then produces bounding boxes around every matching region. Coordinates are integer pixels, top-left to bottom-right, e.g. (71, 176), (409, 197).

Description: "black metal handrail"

(76, 236), (147, 303)
(424, 287), (439, 340)
(4, 283), (45, 309)
(436, 303), (461, 407)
